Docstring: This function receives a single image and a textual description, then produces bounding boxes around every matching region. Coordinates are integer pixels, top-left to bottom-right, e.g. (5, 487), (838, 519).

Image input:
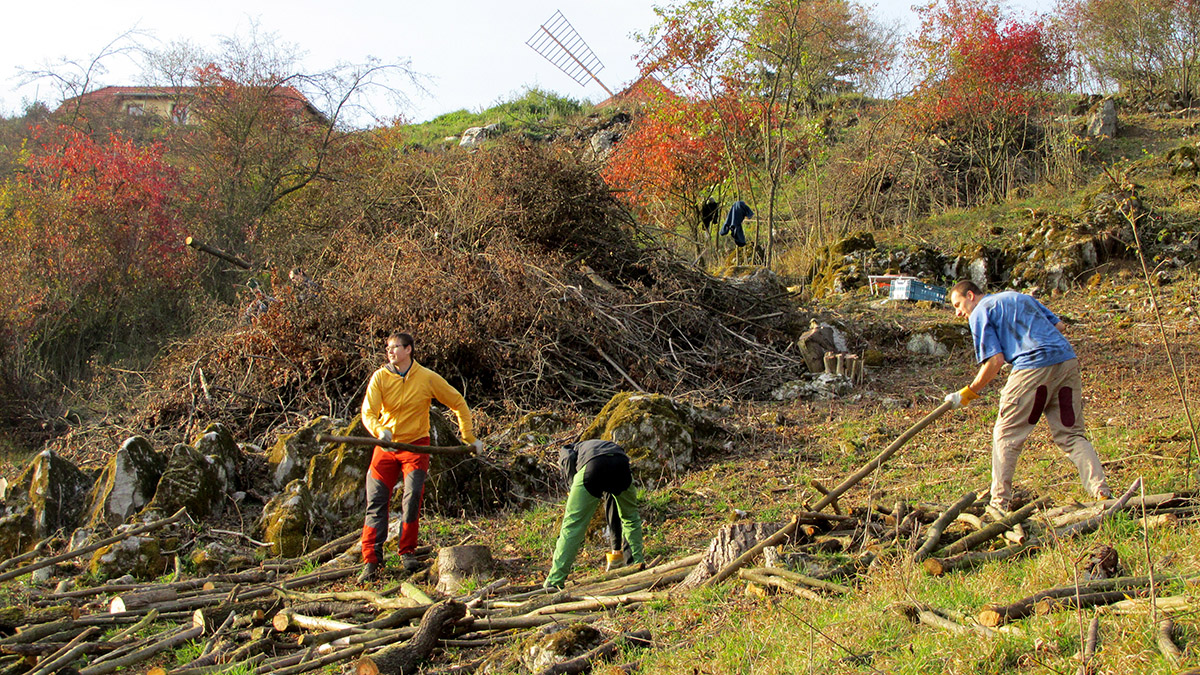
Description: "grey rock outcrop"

(579, 392), (724, 485)
(1087, 98), (1118, 138)
(0, 451), (93, 558)
(85, 436), (166, 529)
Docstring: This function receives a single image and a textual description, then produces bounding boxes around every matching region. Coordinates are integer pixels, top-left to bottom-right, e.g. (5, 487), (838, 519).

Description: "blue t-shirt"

(969, 291), (1076, 370)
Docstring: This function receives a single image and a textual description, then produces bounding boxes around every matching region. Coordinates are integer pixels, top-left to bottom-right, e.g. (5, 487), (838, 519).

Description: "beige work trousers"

(991, 358), (1110, 510)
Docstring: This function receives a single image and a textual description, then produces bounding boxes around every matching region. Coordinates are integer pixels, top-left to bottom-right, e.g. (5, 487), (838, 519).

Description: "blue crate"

(889, 278), (948, 303)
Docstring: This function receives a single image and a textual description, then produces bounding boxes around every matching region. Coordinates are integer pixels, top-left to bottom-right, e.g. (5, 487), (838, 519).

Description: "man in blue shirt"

(945, 280), (1111, 510)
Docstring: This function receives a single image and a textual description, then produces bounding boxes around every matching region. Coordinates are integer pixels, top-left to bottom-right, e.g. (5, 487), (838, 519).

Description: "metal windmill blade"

(526, 10), (613, 96)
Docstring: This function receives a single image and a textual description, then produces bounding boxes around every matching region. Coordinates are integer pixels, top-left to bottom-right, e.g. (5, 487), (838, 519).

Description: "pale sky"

(0, 0), (1039, 126)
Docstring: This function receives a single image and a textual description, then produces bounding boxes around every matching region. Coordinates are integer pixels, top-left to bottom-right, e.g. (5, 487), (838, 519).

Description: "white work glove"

(377, 428), (393, 443)
(471, 439), (485, 454)
(944, 386), (979, 409)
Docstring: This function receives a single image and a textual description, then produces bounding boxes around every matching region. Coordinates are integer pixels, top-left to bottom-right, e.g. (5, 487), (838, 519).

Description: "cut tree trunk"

(356, 600), (466, 675)
(978, 575), (1160, 626)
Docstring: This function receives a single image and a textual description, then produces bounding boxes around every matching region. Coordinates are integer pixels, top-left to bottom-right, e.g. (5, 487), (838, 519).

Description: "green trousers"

(544, 469), (644, 588)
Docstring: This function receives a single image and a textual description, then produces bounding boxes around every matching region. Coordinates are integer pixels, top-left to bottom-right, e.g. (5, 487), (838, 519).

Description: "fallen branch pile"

(0, 547), (704, 675)
(0, 475), (1195, 674)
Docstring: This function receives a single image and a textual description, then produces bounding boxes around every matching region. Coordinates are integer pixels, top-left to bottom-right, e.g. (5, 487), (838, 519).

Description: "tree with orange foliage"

(602, 98), (728, 259)
(637, 0), (889, 265)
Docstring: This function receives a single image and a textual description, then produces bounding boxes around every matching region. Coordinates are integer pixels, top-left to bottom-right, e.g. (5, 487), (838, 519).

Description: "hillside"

(0, 83), (1198, 675)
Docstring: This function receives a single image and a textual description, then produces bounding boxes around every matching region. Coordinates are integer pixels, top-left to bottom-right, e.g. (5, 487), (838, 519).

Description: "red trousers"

(360, 437), (430, 564)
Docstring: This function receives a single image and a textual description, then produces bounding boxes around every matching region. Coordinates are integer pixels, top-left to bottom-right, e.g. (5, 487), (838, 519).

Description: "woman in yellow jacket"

(359, 332), (481, 581)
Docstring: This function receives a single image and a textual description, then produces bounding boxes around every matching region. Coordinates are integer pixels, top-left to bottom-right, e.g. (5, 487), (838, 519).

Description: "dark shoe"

(357, 562), (379, 583)
(401, 554), (423, 572)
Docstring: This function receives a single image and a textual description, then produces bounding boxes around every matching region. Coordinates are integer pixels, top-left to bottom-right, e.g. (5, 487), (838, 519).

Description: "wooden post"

(823, 352), (837, 374)
(835, 353), (846, 376)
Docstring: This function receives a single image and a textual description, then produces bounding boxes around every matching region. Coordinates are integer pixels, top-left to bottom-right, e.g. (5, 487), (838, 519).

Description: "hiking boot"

(357, 562), (379, 584)
(401, 554), (423, 572)
(605, 551), (625, 572)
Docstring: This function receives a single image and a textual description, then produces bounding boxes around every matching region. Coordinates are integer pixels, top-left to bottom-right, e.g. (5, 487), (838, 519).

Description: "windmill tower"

(526, 10), (613, 96)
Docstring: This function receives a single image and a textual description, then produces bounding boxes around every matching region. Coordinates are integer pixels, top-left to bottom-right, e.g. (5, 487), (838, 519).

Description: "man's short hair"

(387, 332), (414, 349)
(950, 280), (983, 297)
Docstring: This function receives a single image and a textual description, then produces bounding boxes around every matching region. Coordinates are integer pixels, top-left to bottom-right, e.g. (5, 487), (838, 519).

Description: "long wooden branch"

(737, 569), (823, 602)
(812, 401), (954, 513)
(316, 434), (474, 456)
(979, 575), (1163, 626)
(1054, 477), (1143, 539)
(77, 625), (203, 675)
(744, 567), (851, 594)
(185, 236), (253, 269)
(26, 627), (99, 675)
(913, 492), (978, 561)
(0, 507), (187, 583)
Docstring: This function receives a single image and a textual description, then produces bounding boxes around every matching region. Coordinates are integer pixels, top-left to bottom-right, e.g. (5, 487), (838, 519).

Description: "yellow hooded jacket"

(361, 361), (475, 444)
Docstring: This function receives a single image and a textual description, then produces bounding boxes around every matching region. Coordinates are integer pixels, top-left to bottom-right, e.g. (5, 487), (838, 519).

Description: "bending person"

(946, 281), (1111, 511)
(545, 439), (644, 589)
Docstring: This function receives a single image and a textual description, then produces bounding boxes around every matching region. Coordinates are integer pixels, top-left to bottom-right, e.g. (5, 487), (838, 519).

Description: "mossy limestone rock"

(259, 479), (321, 557)
(85, 436), (166, 529)
(522, 624), (605, 673)
(906, 322), (971, 357)
(305, 417), (372, 520)
(194, 423), (244, 491)
(0, 451), (93, 558)
(88, 534), (166, 581)
(140, 443), (226, 520)
(268, 417), (340, 489)
(581, 392), (705, 485)
(429, 410), (552, 513)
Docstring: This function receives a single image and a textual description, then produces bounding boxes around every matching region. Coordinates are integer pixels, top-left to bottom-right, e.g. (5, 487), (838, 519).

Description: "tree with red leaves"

(907, 0), (1069, 203)
(636, 0), (888, 265)
(0, 126), (192, 380)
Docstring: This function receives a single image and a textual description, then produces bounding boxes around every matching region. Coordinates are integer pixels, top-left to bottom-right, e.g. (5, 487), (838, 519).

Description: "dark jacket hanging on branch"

(700, 198), (720, 229)
(720, 201), (753, 247)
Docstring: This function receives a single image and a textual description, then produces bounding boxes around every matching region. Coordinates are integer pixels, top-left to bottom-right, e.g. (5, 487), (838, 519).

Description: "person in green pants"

(544, 439), (645, 589)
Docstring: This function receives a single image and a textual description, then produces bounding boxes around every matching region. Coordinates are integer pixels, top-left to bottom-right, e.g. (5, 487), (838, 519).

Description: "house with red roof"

(56, 85), (327, 126)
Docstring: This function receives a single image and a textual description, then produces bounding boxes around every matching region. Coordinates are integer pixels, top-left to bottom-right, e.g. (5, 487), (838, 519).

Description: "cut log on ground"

(913, 492), (977, 561)
(978, 575), (1162, 626)
(356, 600), (466, 675)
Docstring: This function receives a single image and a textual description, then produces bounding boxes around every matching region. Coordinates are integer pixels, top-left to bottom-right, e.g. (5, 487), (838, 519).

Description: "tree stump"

(356, 600), (465, 675)
(677, 522), (784, 589)
(435, 545), (495, 595)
